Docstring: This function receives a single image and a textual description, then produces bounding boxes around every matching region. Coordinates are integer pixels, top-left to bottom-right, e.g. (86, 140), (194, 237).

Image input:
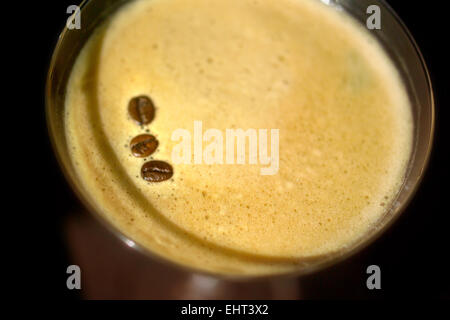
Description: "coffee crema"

(65, 0), (413, 275)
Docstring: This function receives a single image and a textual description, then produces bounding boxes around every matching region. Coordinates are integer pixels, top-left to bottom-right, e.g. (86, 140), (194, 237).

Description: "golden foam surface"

(65, 0), (413, 275)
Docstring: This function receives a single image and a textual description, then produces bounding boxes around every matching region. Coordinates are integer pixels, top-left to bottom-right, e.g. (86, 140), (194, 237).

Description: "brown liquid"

(65, 0), (413, 275)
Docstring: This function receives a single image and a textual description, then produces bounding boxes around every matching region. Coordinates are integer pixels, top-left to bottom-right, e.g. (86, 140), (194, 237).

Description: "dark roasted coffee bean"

(130, 134), (159, 157)
(141, 161), (173, 182)
(128, 95), (155, 125)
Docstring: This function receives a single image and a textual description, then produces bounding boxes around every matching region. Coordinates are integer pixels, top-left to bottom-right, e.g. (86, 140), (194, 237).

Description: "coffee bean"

(130, 134), (159, 158)
(128, 95), (155, 125)
(141, 161), (173, 182)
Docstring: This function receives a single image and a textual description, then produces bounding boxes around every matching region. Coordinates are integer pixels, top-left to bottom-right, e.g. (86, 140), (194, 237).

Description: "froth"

(64, 0), (413, 275)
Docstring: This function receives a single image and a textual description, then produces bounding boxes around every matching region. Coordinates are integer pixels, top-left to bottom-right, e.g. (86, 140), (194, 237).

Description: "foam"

(65, 0), (413, 275)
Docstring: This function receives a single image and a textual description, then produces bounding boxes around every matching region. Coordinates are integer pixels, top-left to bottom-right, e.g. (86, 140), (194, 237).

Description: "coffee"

(65, 0), (413, 275)
(130, 134), (159, 158)
(141, 160), (174, 182)
(128, 95), (155, 125)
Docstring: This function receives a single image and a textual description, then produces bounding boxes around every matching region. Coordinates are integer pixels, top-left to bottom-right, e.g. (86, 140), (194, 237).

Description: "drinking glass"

(46, 0), (434, 298)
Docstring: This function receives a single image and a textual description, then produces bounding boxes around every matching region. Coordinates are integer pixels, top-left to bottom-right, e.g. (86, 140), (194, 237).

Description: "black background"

(19, 0), (449, 300)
